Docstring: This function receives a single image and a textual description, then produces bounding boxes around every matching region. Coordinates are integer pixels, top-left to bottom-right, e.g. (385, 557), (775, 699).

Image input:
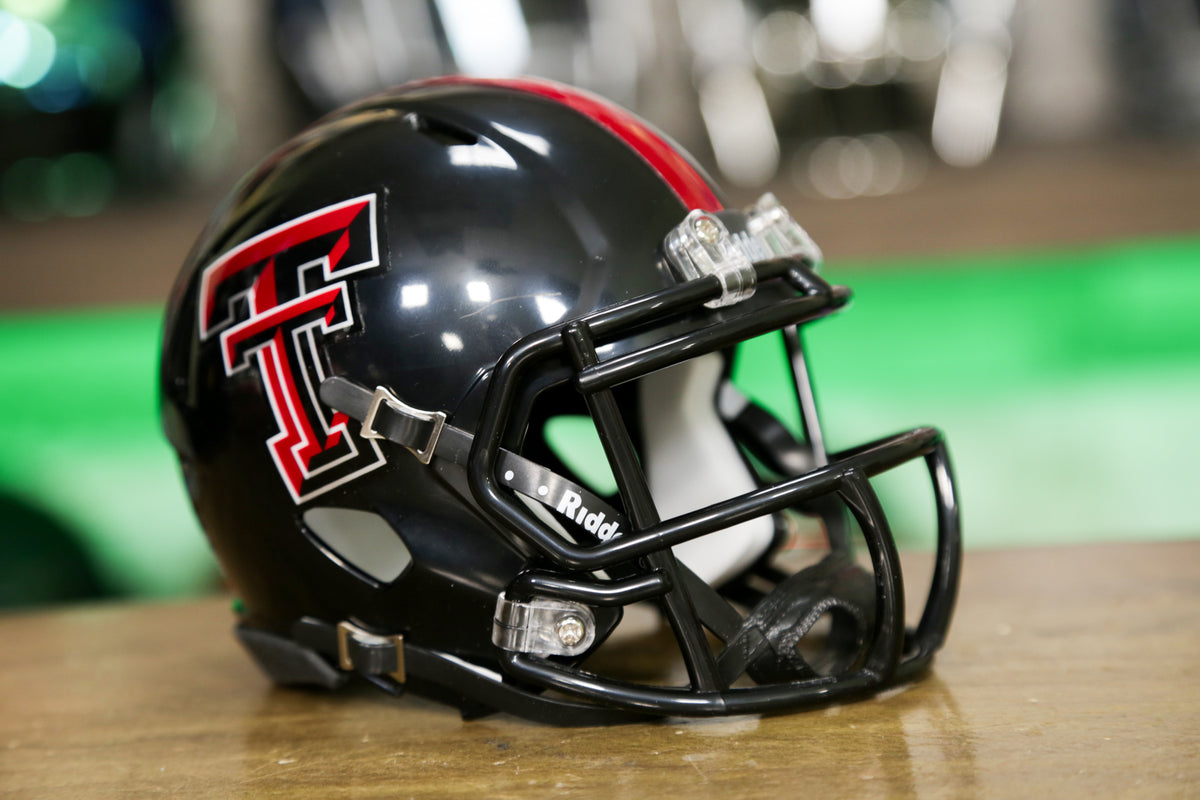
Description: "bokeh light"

(46, 152), (116, 216)
(2, 152), (115, 220)
(0, 0), (69, 23)
(0, 11), (56, 90)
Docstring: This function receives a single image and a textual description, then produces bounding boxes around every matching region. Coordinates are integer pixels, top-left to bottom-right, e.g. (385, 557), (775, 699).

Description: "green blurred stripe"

(817, 237), (1200, 389)
(0, 235), (1196, 601)
(0, 306), (164, 436)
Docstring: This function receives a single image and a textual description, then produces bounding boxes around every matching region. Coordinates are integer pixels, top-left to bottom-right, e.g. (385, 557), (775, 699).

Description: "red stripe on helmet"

(412, 76), (722, 212)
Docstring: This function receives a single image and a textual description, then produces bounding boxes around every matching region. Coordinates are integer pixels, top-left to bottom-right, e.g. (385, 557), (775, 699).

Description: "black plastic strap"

(718, 382), (815, 477)
(715, 554), (875, 685)
(321, 377), (451, 463)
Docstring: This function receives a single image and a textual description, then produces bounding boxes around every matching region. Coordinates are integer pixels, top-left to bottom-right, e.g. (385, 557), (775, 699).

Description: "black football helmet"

(160, 77), (961, 724)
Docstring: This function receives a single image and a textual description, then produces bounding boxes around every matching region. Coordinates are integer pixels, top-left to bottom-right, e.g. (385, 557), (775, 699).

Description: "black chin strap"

(716, 554), (876, 685)
(718, 381), (851, 553)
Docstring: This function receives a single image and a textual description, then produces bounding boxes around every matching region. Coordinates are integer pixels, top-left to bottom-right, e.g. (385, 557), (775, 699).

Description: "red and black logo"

(197, 195), (386, 503)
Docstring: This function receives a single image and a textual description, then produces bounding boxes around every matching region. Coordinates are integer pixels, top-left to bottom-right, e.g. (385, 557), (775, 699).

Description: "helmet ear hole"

(301, 507), (413, 584)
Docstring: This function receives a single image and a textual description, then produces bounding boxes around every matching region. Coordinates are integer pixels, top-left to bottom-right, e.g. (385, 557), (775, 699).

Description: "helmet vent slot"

(302, 507), (413, 584)
(403, 111), (479, 147)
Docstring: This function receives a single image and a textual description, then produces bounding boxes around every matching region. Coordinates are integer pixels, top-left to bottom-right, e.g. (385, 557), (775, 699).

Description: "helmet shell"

(161, 79), (720, 660)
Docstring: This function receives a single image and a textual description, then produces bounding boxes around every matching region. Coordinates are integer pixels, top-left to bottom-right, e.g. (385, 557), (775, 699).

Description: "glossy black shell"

(160, 80), (717, 661)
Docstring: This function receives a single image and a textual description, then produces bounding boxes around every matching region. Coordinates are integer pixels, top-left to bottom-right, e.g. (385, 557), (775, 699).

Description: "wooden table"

(2, 541), (1197, 798)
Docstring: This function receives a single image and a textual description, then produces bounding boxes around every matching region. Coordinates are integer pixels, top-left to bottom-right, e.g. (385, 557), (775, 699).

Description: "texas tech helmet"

(160, 77), (961, 724)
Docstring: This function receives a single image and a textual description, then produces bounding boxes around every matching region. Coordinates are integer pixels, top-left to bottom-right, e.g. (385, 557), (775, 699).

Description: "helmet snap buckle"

(360, 385), (447, 464)
(336, 620), (406, 683)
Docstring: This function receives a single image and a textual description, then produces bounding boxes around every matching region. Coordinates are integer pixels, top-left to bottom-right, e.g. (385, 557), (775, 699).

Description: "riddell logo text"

(556, 489), (622, 541)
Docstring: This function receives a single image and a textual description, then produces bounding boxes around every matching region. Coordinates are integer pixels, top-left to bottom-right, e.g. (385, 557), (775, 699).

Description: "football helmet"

(161, 77), (961, 724)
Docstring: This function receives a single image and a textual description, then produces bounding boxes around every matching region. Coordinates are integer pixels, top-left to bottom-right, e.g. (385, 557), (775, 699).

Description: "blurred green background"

(1, 0), (1198, 608)
(4, 234), (1197, 607)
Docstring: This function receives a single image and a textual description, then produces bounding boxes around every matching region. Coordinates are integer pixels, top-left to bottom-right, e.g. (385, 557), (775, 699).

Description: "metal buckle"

(360, 385), (447, 465)
(337, 620), (406, 683)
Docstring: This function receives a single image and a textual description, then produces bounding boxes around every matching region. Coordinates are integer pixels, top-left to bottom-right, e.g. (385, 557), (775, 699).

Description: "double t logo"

(197, 195), (387, 503)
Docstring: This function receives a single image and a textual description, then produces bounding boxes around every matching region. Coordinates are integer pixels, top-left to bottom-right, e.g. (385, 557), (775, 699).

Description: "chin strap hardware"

(492, 593), (596, 657)
(320, 375), (632, 548)
(293, 617), (406, 683)
(321, 376), (471, 466)
(338, 621), (406, 683)
(359, 385), (446, 464)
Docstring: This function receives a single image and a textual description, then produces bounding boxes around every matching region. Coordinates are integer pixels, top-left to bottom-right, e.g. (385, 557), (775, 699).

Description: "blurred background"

(1, 0), (1198, 608)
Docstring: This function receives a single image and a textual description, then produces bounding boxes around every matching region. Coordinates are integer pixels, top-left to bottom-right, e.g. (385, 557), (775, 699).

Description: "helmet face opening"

(449, 250), (959, 721)
(161, 77), (961, 725)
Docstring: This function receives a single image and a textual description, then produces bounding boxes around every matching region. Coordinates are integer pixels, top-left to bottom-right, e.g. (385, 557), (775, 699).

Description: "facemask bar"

(467, 255), (845, 572)
(318, 250), (960, 719)
(464, 252), (961, 717)
(499, 437), (959, 717)
(778, 323), (852, 553)
(784, 324), (828, 468)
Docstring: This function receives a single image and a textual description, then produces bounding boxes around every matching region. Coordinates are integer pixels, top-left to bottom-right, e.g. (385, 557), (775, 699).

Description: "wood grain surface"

(1, 540), (1197, 798)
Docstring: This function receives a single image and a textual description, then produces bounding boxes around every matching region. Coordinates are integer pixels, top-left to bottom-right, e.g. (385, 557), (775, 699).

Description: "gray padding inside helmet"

(638, 353), (775, 586)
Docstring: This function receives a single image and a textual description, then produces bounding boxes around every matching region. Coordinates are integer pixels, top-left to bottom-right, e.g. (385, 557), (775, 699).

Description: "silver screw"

(555, 615), (586, 647)
(693, 215), (721, 244)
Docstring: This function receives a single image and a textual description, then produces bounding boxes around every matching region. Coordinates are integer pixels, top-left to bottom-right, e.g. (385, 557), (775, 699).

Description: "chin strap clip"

(359, 385), (446, 464)
(492, 593), (596, 657)
(292, 617), (406, 683)
(337, 621), (407, 683)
